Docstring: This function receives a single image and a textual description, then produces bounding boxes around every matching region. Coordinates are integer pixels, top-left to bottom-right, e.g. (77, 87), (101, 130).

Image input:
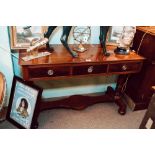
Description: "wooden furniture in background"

(139, 86), (155, 129)
(0, 72), (5, 108)
(18, 44), (144, 128)
(125, 26), (155, 110)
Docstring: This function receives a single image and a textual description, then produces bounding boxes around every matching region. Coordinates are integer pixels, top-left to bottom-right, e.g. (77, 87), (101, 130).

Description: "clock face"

(73, 26), (91, 43)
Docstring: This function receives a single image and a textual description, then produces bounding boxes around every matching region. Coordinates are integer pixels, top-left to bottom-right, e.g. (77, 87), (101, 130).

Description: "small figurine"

(44, 26), (57, 51)
(44, 26), (78, 58)
(99, 26), (110, 56)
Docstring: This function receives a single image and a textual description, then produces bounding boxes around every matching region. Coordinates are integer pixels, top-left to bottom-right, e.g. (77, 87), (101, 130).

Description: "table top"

(19, 44), (145, 66)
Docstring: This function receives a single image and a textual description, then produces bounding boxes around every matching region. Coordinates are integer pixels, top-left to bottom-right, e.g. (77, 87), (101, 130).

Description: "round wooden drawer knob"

(122, 65), (127, 71)
(47, 69), (54, 75)
(88, 66), (94, 73)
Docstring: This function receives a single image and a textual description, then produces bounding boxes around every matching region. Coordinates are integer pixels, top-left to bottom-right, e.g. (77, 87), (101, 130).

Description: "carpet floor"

(0, 102), (146, 129)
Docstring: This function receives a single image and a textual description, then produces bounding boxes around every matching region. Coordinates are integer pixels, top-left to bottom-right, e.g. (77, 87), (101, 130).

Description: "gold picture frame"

(10, 26), (47, 49)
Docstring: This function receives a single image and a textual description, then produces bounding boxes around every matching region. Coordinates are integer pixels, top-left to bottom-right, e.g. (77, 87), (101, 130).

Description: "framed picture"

(10, 26), (47, 49)
(106, 26), (125, 46)
(7, 76), (42, 129)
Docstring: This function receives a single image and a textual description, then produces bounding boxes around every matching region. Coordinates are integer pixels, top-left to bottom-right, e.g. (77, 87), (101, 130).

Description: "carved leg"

(60, 26), (78, 58)
(105, 86), (115, 96)
(99, 26), (110, 57)
(44, 26), (57, 51)
(114, 75), (129, 115)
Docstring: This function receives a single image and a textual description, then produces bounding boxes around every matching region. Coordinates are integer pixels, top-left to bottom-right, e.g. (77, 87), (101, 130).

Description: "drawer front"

(73, 64), (107, 75)
(108, 62), (142, 73)
(28, 66), (70, 78)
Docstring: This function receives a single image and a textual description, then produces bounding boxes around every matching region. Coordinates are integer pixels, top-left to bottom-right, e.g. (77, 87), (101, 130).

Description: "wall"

(48, 26), (100, 44)
(0, 26), (14, 106)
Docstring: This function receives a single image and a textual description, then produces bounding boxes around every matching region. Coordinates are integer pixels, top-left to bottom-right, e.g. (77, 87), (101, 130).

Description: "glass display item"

(73, 26), (91, 52)
(114, 26), (136, 55)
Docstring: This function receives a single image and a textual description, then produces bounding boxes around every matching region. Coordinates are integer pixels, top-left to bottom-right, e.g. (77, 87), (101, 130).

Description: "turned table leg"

(114, 75), (129, 115)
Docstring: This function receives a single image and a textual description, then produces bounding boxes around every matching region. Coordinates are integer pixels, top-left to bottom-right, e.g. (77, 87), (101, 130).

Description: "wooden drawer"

(73, 64), (107, 75)
(108, 62), (142, 73)
(28, 66), (70, 78)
